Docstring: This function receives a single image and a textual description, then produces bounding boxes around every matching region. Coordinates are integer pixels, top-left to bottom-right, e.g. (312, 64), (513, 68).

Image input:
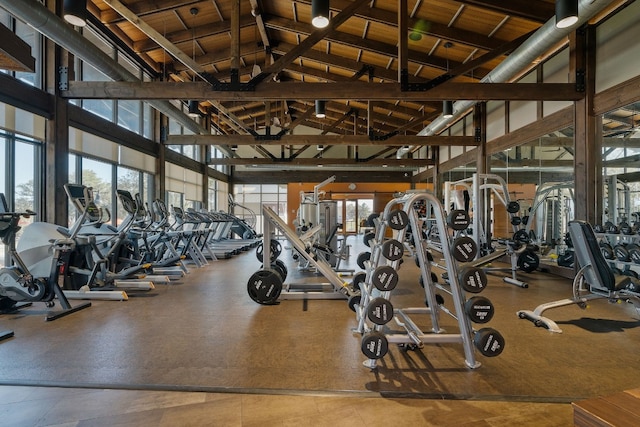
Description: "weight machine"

(444, 173), (534, 288)
(518, 220), (640, 333)
(246, 205), (359, 304)
(295, 175), (353, 274)
(354, 191), (505, 370)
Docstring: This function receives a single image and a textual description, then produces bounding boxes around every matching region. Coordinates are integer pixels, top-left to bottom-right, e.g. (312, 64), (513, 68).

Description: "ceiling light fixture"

(311, 0), (330, 29)
(187, 8), (200, 119)
(63, 0), (87, 27)
(315, 100), (326, 118)
(188, 100), (201, 118)
(443, 42), (454, 119)
(555, 0), (579, 29)
(317, 145), (325, 150)
(443, 100), (454, 119)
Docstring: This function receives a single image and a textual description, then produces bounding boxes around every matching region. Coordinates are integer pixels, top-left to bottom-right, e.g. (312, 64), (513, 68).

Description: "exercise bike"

(0, 194), (91, 321)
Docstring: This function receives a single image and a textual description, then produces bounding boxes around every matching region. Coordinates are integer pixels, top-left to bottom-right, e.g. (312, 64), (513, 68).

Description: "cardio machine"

(0, 193), (91, 321)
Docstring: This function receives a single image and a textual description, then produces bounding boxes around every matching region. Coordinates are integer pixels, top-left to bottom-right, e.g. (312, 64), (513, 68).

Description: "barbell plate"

(451, 236), (478, 263)
(464, 296), (495, 324)
(371, 265), (399, 291)
(447, 209), (470, 231)
(247, 269), (283, 305)
(361, 332), (389, 359)
(517, 250), (539, 273)
(474, 328), (505, 357)
(381, 239), (404, 261)
(366, 297), (394, 325)
(387, 209), (410, 230)
(459, 266), (488, 294)
(506, 201), (520, 214)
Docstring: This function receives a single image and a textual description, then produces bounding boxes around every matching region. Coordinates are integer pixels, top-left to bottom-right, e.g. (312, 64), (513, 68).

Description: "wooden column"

(44, 1), (69, 225)
(572, 26), (598, 224)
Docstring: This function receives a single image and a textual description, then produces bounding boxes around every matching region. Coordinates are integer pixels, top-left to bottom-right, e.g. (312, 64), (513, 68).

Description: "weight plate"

(474, 328), (505, 357)
(381, 239), (404, 261)
(270, 259), (288, 282)
(351, 271), (366, 292)
(521, 215), (529, 225)
(517, 250), (539, 273)
(447, 209), (470, 231)
(510, 216), (522, 226)
(371, 265), (399, 291)
(356, 251), (371, 269)
(459, 266), (488, 294)
(361, 332), (389, 359)
(506, 201), (520, 214)
(366, 297), (394, 325)
(246, 269), (283, 305)
(363, 232), (375, 247)
(512, 229), (529, 244)
(387, 209), (409, 230)
(451, 236), (478, 263)
(464, 296), (495, 324)
(255, 240), (282, 262)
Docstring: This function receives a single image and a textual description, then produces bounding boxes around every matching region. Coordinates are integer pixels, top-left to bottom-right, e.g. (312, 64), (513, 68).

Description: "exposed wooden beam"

(210, 157), (434, 166)
(102, 0), (251, 134)
(167, 134), (476, 146)
(254, 0), (372, 82)
(133, 15), (256, 53)
(264, 16), (492, 76)
(63, 81), (584, 101)
(232, 170), (413, 184)
(293, 0), (507, 51)
(455, 0), (554, 23)
(0, 23), (35, 72)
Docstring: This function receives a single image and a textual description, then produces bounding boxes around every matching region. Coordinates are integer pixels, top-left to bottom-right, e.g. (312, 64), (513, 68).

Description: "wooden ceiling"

(85, 0), (563, 166)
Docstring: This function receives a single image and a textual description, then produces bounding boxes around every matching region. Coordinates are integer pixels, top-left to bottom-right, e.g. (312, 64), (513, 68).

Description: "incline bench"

(517, 220), (640, 333)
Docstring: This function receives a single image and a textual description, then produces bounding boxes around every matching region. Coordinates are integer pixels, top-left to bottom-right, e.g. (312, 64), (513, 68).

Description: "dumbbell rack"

(354, 191), (503, 370)
(596, 231), (640, 276)
(246, 205), (358, 304)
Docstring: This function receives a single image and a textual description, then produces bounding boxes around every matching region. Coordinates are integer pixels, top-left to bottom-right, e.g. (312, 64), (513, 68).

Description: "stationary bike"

(0, 193), (90, 321)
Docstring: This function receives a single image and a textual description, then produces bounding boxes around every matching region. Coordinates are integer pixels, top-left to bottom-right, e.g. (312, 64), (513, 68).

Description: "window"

(233, 184), (286, 235)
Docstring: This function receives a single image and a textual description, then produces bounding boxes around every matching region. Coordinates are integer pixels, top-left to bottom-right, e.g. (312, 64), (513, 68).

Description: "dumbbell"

(614, 243), (631, 262)
(600, 241), (614, 260)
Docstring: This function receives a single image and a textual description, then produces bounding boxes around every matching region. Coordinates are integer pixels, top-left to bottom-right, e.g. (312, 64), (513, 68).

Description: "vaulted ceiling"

(80, 0), (611, 171)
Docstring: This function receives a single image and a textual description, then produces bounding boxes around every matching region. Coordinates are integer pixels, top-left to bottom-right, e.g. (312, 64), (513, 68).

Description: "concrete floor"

(1, 236), (640, 425)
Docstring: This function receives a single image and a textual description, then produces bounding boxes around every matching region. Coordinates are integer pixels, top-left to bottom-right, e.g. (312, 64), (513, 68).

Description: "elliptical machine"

(0, 193), (91, 321)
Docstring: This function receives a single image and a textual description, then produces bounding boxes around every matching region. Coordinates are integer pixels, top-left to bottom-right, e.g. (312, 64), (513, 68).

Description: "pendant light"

(443, 42), (454, 119)
(63, 0), (87, 27)
(443, 100), (454, 118)
(555, 0), (579, 29)
(187, 8), (200, 118)
(312, 0), (330, 29)
(315, 100), (326, 118)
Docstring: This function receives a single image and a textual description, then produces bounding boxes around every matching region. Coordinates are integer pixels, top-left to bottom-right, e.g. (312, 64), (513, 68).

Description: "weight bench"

(517, 220), (640, 333)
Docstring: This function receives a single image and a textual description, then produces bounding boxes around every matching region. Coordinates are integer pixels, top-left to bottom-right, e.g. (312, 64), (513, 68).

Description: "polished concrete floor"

(1, 235), (640, 426)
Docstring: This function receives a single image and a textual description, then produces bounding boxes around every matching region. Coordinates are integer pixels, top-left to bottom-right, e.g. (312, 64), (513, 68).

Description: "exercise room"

(1, 0), (640, 426)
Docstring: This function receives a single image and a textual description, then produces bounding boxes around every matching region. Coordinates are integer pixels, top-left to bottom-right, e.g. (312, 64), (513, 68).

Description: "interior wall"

(542, 48), (572, 116)
(510, 71), (538, 131)
(596, 0), (640, 93)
